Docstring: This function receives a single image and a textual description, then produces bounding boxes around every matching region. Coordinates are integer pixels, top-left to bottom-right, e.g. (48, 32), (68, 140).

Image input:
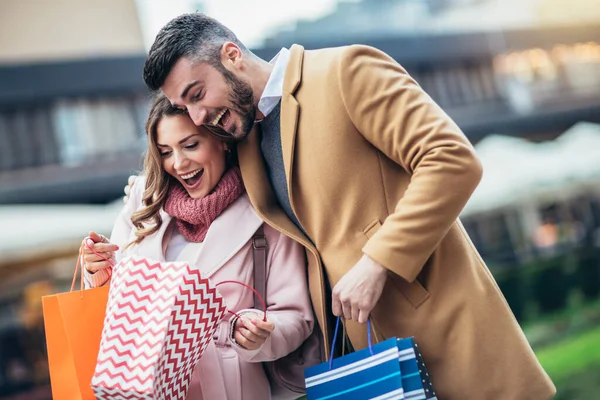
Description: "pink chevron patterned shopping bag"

(91, 255), (228, 400)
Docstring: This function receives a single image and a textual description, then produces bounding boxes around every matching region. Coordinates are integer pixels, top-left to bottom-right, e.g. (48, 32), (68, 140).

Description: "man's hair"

(143, 13), (248, 91)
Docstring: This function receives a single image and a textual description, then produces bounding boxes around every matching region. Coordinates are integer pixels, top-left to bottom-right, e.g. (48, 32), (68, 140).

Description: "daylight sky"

(135, 0), (342, 49)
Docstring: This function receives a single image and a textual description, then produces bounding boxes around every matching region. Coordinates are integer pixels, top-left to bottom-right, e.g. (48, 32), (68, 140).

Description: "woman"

(82, 94), (313, 400)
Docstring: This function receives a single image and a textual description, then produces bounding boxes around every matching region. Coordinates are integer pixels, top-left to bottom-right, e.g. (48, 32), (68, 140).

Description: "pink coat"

(86, 182), (314, 399)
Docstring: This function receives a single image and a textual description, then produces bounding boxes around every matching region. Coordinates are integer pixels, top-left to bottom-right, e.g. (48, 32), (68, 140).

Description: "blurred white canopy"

(463, 121), (600, 215)
(0, 201), (122, 266)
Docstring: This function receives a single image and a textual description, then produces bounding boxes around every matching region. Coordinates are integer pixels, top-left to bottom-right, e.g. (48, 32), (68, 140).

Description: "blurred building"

(0, 0), (144, 64)
(0, 0), (149, 205)
(0, 1), (146, 397)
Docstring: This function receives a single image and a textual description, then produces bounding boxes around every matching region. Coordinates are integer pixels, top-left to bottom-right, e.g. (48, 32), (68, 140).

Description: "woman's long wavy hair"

(128, 94), (185, 247)
(128, 94), (238, 247)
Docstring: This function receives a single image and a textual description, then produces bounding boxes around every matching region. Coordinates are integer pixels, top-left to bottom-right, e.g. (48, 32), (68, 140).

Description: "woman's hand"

(232, 314), (275, 351)
(82, 231), (119, 274)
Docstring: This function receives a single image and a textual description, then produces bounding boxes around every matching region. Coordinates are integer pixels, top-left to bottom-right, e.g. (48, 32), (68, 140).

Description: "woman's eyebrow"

(157, 134), (201, 147)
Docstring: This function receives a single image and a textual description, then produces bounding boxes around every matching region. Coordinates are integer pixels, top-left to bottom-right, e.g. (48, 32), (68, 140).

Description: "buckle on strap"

(252, 235), (267, 249)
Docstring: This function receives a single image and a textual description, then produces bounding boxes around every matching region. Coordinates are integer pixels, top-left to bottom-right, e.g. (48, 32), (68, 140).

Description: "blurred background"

(1, 0), (599, 398)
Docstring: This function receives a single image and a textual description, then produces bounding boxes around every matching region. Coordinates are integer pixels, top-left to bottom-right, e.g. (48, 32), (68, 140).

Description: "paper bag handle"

(215, 280), (268, 322)
(70, 237), (115, 294)
(328, 316), (374, 370)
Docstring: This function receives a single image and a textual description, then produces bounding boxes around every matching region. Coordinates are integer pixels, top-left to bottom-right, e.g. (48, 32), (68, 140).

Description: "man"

(136, 13), (555, 399)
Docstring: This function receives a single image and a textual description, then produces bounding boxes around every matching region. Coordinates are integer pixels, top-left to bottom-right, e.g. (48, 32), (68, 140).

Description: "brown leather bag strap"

(252, 225), (268, 308)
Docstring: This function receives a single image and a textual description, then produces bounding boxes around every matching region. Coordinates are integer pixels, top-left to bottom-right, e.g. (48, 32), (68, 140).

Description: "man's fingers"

(332, 297), (342, 317)
(123, 176), (137, 203)
(351, 304), (360, 322)
(332, 286), (343, 317)
(358, 309), (370, 324)
(341, 301), (353, 321)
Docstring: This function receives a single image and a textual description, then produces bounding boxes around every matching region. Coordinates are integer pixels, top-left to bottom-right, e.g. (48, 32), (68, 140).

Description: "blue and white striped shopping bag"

(304, 318), (404, 399)
(397, 338), (437, 400)
(304, 318), (437, 400)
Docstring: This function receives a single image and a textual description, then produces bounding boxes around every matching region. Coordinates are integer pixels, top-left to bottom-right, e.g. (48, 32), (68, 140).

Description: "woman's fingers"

(237, 320), (261, 343)
(242, 318), (271, 339)
(82, 234), (117, 273)
(83, 242), (119, 253)
(232, 316), (274, 350)
(233, 330), (256, 350)
(83, 252), (113, 263)
(89, 231), (111, 244)
(84, 260), (113, 273)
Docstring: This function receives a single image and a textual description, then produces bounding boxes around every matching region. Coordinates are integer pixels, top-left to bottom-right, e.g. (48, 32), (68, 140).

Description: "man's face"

(162, 56), (256, 142)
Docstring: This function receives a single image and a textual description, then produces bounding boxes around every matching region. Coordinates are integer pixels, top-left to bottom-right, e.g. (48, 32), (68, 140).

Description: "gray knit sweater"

(259, 101), (305, 234)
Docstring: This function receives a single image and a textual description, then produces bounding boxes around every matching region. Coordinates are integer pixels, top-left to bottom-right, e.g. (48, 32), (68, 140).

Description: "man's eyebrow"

(180, 81), (200, 100)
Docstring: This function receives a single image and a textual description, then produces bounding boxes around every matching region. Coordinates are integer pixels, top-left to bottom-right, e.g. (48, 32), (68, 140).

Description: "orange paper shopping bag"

(42, 244), (109, 400)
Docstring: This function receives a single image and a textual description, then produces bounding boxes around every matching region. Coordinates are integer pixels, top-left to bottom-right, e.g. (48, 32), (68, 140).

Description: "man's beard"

(203, 65), (256, 143)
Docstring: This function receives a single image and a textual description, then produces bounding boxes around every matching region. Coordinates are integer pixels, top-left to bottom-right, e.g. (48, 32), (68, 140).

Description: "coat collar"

(280, 46), (302, 201)
(128, 194), (262, 278)
(283, 44), (304, 95)
(238, 124), (313, 250)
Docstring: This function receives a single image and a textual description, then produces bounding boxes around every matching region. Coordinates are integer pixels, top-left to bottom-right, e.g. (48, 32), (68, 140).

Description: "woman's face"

(156, 114), (228, 199)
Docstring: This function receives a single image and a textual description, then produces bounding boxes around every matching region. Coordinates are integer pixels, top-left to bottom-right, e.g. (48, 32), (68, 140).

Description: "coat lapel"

(280, 44), (304, 198)
(238, 123), (311, 248)
(180, 194), (262, 278)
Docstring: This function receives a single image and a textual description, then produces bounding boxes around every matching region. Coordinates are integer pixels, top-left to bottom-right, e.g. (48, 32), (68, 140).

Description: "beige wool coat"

(238, 44), (556, 399)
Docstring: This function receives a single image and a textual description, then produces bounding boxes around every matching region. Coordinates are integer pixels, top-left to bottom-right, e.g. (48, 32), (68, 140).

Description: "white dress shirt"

(257, 48), (290, 118)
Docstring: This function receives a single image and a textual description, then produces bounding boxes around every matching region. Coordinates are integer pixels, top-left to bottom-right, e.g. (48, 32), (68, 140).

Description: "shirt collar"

(257, 48), (290, 118)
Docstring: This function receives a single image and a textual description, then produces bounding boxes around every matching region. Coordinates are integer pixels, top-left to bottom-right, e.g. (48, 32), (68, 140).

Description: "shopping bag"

(91, 255), (229, 400)
(397, 338), (437, 400)
(304, 318), (404, 399)
(305, 318), (438, 400)
(42, 244), (109, 400)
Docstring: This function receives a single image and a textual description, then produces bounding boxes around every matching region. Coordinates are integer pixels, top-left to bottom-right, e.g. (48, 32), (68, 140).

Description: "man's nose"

(188, 106), (208, 126)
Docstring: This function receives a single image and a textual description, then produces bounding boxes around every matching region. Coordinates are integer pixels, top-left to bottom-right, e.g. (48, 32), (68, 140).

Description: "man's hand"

(123, 175), (138, 203)
(332, 254), (388, 323)
(232, 314), (275, 351)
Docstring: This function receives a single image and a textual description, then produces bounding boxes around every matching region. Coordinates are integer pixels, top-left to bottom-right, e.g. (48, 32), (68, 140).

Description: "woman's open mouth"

(180, 168), (204, 190)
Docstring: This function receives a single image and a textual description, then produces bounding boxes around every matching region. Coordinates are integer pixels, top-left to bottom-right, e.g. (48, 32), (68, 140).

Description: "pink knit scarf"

(164, 167), (245, 243)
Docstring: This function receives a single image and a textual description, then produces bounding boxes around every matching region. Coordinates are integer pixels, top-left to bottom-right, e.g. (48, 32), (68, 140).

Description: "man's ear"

(221, 42), (243, 70)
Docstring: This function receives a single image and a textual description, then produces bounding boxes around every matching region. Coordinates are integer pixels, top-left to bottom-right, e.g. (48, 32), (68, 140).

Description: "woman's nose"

(173, 151), (189, 171)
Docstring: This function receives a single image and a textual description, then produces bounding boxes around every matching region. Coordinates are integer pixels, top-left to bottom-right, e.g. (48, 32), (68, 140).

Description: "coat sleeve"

(229, 225), (314, 362)
(84, 177), (146, 288)
(337, 45), (483, 283)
